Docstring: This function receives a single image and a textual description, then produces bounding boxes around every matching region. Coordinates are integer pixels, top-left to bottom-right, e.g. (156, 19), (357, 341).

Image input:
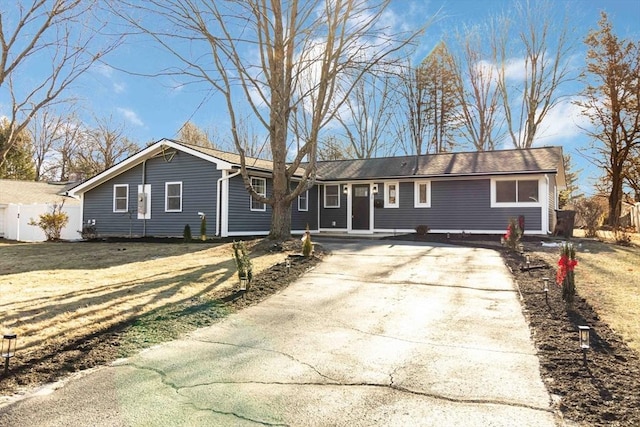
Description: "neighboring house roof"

(315, 146), (565, 185)
(0, 180), (80, 205)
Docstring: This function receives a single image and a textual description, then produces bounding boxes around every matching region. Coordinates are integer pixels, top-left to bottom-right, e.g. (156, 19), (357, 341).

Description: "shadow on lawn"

(0, 239), (219, 274)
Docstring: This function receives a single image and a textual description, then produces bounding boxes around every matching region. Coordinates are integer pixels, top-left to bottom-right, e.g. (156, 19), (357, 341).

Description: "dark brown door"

(352, 184), (370, 230)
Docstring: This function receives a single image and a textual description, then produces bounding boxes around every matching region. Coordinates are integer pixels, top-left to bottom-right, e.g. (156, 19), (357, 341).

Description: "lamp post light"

(525, 255), (531, 271)
(285, 258), (291, 274)
(239, 275), (249, 292)
(579, 325), (590, 364)
(2, 333), (17, 376)
(542, 277), (549, 291)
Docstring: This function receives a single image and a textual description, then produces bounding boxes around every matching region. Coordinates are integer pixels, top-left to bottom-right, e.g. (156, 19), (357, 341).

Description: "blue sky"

(4, 1), (640, 195)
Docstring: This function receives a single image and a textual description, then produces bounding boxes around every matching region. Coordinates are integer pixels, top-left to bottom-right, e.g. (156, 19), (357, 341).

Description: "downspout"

(545, 174), (550, 234)
(141, 160), (146, 236)
(216, 169), (242, 237)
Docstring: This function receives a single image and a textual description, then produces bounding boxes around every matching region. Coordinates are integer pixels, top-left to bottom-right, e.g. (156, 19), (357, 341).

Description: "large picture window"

(165, 182), (182, 212)
(324, 184), (340, 208)
(250, 177), (266, 211)
(493, 179), (539, 206)
(414, 181), (431, 208)
(384, 182), (399, 208)
(113, 184), (128, 212)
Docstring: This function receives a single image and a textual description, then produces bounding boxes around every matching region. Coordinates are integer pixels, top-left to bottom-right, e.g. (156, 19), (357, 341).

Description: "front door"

(351, 184), (370, 230)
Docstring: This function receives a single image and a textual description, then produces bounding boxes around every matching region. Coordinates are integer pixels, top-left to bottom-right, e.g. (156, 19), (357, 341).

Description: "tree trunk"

(608, 169), (624, 226)
(269, 193), (292, 241)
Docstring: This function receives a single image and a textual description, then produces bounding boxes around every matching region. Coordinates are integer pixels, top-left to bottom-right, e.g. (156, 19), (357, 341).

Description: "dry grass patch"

(531, 231), (640, 354)
(0, 240), (284, 358)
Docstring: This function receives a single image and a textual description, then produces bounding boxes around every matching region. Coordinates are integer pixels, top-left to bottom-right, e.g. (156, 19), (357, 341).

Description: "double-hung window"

(384, 182), (399, 208)
(298, 190), (309, 212)
(324, 185), (340, 208)
(250, 177), (266, 211)
(492, 179), (540, 206)
(165, 182), (182, 212)
(113, 184), (129, 212)
(414, 181), (431, 208)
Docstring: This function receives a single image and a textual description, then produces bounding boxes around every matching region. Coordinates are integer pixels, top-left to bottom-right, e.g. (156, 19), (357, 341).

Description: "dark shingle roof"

(315, 146), (564, 180)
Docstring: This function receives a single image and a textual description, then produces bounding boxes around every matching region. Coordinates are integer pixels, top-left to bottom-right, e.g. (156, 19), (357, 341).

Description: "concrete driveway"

(0, 240), (557, 426)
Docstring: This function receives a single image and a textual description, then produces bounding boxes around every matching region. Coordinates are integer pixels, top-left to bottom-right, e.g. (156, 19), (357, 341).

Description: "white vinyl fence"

(631, 203), (640, 233)
(0, 203), (82, 242)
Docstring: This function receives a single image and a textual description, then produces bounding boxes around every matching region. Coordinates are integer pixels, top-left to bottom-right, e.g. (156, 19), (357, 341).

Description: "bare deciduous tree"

(575, 12), (640, 226)
(74, 116), (139, 178)
(392, 60), (429, 155)
(334, 69), (396, 159)
(452, 25), (504, 151)
(28, 107), (79, 181)
(493, 0), (575, 149)
(115, 0), (420, 239)
(0, 1), (121, 169)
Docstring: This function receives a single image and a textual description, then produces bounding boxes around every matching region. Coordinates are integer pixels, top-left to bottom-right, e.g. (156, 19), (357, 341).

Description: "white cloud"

(113, 82), (126, 94)
(532, 97), (591, 145)
(117, 108), (144, 127)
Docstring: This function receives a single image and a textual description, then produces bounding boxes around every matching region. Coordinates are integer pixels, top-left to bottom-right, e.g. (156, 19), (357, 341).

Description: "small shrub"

(613, 227), (632, 246)
(80, 223), (97, 240)
(29, 201), (69, 241)
(302, 225), (313, 258)
(574, 197), (604, 238)
(415, 225), (430, 236)
(503, 217), (522, 251)
(232, 240), (253, 284)
(183, 224), (192, 243)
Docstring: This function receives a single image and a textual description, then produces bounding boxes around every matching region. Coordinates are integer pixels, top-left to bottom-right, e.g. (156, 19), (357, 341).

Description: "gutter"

(216, 169), (242, 237)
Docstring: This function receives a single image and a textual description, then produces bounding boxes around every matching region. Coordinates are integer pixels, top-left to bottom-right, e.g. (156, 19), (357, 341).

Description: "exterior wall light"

(343, 184), (348, 194)
(2, 333), (17, 376)
(372, 184), (378, 194)
(579, 326), (590, 350)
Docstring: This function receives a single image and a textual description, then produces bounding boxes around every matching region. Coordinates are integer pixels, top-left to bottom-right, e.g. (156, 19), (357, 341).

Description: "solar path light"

(2, 333), (17, 376)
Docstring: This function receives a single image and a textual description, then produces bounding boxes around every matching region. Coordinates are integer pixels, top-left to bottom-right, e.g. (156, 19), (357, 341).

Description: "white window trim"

(490, 177), (542, 208)
(250, 177), (267, 212)
(414, 180), (431, 208)
(113, 184), (129, 213)
(165, 181), (183, 212)
(384, 182), (399, 208)
(324, 184), (340, 208)
(298, 190), (309, 212)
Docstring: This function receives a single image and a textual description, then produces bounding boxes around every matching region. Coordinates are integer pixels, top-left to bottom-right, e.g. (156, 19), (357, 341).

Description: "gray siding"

(319, 185), (347, 229)
(292, 186), (319, 231)
(373, 179), (541, 232)
(84, 153), (220, 237)
(227, 175), (272, 233)
(227, 177), (319, 233)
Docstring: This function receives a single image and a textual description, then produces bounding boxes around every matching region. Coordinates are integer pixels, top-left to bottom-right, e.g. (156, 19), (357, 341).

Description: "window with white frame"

(384, 182), (399, 208)
(492, 178), (540, 206)
(298, 190), (308, 211)
(324, 184), (340, 208)
(165, 182), (183, 212)
(414, 181), (431, 208)
(250, 177), (266, 211)
(113, 184), (128, 212)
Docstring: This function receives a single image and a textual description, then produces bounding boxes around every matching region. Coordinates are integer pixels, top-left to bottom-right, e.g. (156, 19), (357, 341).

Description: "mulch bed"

(385, 233), (640, 427)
